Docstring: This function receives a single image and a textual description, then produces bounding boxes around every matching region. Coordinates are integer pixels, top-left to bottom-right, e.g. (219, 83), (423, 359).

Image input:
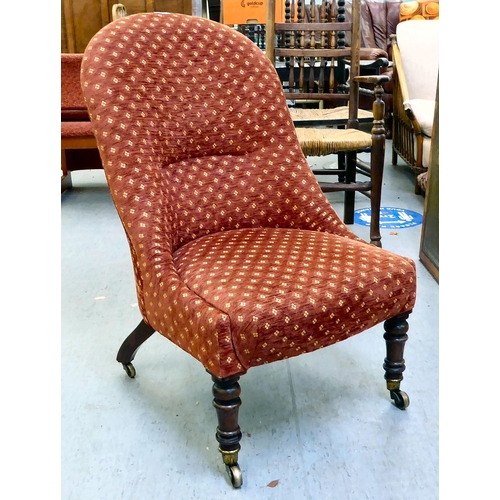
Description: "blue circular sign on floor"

(354, 207), (423, 228)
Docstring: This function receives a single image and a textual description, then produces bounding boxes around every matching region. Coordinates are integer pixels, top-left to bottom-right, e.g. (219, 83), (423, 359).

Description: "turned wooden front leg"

(211, 374), (242, 466)
(383, 312), (409, 391)
(383, 312), (411, 409)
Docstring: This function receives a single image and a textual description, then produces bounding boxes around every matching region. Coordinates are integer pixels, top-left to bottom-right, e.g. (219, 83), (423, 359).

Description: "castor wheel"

(226, 463), (243, 488)
(390, 390), (410, 410)
(122, 363), (136, 378)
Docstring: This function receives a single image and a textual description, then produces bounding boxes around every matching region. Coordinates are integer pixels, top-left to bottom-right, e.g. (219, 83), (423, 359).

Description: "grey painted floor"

(61, 143), (438, 499)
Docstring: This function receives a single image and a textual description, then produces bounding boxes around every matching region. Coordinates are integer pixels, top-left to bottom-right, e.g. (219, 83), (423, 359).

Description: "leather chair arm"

(359, 47), (389, 61)
(353, 75), (390, 86)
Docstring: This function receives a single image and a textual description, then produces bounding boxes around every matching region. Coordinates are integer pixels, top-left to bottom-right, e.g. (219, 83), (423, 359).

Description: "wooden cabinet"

(419, 80), (439, 282)
(62, 0), (103, 53)
(62, 0), (193, 53)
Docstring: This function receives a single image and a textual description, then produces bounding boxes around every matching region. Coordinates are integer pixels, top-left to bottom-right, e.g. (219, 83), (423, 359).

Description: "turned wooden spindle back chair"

(266, 0), (390, 244)
(81, 12), (417, 488)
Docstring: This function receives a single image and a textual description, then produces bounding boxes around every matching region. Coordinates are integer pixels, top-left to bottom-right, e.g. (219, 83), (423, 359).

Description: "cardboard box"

(222, 0), (285, 25)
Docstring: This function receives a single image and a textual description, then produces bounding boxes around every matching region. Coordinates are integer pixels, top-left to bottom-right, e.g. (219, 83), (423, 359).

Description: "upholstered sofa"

(61, 53), (102, 191)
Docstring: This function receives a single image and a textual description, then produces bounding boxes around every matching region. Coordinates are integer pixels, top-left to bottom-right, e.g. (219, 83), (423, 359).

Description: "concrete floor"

(61, 143), (438, 499)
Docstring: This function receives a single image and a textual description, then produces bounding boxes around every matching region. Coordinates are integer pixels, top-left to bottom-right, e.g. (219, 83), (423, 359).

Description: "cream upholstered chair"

(391, 19), (439, 193)
(81, 12), (417, 488)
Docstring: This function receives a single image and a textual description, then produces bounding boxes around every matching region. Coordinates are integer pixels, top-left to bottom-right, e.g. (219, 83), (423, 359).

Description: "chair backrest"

(61, 53), (90, 121)
(360, 0), (401, 56)
(395, 19), (439, 101)
(61, 53), (87, 110)
(80, 13), (348, 254)
(266, 0), (362, 121)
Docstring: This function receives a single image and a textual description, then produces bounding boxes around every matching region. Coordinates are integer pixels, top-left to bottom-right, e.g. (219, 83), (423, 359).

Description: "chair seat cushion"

(61, 121), (95, 139)
(407, 99), (435, 137)
(290, 106), (373, 126)
(360, 47), (389, 60)
(174, 227), (416, 370)
(294, 127), (373, 156)
(417, 171), (428, 192)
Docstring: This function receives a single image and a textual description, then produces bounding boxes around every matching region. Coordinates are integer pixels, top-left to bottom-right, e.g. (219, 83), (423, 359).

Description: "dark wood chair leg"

(211, 373), (243, 488)
(368, 81), (387, 247)
(392, 148), (398, 165)
(337, 151), (346, 183)
(61, 150), (73, 193)
(384, 111), (393, 140)
(383, 311), (411, 410)
(116, 319), (156, 378)
(414, 174), (422, 195)
(61, 171), (73, 193)
(343, 151), (356, 224)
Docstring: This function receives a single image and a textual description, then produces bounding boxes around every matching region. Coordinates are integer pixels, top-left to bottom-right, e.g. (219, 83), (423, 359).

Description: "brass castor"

(390, 389), (410, 410)
(122, 363), (136, 378)
(226, 463), (242, 488)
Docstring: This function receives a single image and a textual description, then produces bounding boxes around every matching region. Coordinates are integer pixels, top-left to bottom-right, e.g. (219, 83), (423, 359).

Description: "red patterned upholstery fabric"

(61, 53), (89, 115)
(81, 13), (416, 378)
(175, 228), (415, 371)
(61, 120), (94, 138)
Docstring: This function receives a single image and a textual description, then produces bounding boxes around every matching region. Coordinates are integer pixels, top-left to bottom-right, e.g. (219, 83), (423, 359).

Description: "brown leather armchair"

(81, 12), (417, 488)
(357, 0), (402, 133)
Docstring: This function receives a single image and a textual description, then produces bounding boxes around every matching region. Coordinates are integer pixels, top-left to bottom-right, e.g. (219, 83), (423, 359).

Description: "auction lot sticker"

(354, 207), (423, 228)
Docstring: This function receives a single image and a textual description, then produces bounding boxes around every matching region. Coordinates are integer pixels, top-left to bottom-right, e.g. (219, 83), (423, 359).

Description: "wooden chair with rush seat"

(81, 12), (417, 489)
(266, 0), (390, 246)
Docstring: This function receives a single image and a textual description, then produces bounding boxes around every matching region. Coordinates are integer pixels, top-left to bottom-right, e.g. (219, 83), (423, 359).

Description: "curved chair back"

(81, 13), (353, 318)
(81, 14), (346, 246)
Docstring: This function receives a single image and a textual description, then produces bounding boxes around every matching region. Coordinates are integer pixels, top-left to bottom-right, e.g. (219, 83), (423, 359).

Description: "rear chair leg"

(392, 148), (398, 165)
(343, 151), (356, 225)
(383, 312), (411, 410)
(116, 319), (155, 378)
(369, 81), (387, 247)
(211, 374), (243, 488)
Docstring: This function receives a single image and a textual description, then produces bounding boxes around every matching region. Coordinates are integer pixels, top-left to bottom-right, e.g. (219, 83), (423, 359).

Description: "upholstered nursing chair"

(266, 0), (390, 245)
(391, 19), (439, 193)
(81, 12), (417, 488)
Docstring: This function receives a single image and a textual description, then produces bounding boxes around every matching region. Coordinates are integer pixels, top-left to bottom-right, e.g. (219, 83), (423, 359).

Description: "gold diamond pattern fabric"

(175, 227), (415, 370)
(81, 13), (416, 378)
